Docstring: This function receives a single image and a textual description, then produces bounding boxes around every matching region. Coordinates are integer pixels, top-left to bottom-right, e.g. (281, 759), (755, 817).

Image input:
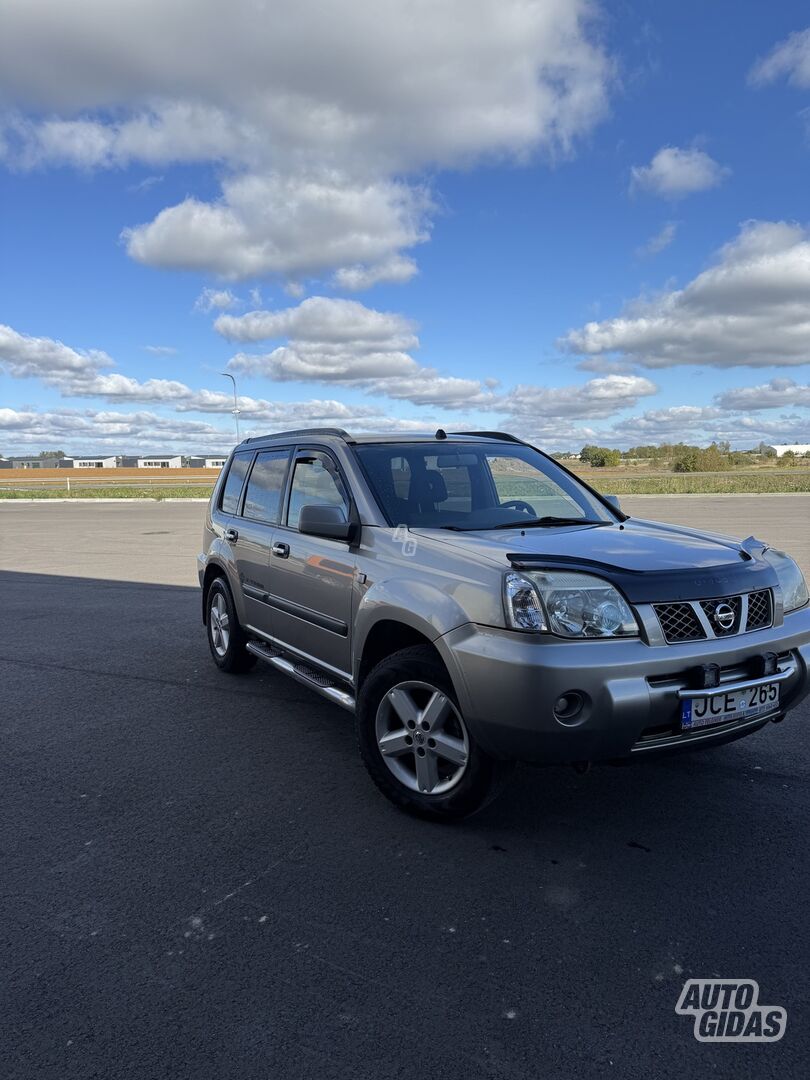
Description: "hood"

(411, 518), (777, 603)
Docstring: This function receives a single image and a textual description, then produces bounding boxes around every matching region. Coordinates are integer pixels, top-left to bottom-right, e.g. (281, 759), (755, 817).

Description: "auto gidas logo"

(676, 979), (786, 1042)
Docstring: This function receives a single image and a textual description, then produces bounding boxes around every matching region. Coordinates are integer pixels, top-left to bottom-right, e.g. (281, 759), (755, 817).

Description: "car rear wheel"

(356, 645), (511, 820)
(206, 577), (257, 673)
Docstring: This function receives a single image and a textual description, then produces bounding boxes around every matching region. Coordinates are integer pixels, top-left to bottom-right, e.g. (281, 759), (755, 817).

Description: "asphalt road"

(1, 499), (809, 1080)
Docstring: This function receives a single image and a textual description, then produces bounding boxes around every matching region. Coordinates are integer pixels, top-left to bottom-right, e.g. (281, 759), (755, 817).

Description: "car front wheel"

(356, 645), (511, 820)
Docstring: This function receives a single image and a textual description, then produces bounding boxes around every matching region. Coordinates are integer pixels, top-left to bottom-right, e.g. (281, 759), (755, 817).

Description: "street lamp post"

(220, 372), (241, 443)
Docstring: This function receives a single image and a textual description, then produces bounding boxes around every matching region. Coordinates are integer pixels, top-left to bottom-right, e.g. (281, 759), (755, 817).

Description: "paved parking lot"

(1, 498), (808, 1079)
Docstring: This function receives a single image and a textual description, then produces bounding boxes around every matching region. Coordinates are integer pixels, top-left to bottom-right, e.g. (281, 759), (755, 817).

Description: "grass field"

(3, 468), (810, 499)
(583, 471), (810, 495)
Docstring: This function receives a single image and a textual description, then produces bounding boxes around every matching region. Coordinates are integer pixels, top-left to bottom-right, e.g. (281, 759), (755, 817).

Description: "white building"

(204, 457), (227, 469)
(771, 444), (810, 457)
(137, 456), (183, 469)
(73, 456), (117, 469)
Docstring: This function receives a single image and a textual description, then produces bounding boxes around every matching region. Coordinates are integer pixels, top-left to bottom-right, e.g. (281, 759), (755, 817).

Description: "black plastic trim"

(242, 584), (348, 636)
(506, 552), (779, 604)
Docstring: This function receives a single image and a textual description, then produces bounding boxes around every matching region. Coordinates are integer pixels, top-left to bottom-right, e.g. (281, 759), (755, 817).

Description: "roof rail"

(448, 430), (525, 444)
(241, 427), (351, 445)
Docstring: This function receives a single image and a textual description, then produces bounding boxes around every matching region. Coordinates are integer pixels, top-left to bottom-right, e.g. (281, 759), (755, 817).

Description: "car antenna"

(435, 428), (447, 440)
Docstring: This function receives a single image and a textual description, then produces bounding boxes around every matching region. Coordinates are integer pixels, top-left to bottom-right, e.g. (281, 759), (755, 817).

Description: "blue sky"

(1, 0), (809, 455)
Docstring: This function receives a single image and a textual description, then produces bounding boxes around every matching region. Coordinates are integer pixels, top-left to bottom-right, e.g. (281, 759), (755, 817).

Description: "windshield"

(353, 442), (615, 530)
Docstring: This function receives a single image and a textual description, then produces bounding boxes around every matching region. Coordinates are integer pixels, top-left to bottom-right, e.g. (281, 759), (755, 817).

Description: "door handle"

(272, 541), (290, 559)
(224, 527), (239, 542)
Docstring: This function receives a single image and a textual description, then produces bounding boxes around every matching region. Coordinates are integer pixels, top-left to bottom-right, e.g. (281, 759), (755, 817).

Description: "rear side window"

(219, 452), (252, 515)
(243, 450), (291, 524)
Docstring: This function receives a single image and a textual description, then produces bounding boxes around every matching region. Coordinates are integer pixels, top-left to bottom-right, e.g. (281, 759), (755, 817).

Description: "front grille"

(746, 589), (773, 631)
(700, 595), (742, 636)
(654, 589), (774, 643)
(654, 603), (706, 643)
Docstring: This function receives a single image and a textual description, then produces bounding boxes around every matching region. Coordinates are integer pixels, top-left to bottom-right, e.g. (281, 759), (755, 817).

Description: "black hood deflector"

(506, 550), (778, 604)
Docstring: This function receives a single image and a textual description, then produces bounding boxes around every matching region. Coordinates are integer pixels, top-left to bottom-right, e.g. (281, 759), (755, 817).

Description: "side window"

(219, 452), (252, 515)
(243, 450), (291, 524)
(286, 453), (350, 530)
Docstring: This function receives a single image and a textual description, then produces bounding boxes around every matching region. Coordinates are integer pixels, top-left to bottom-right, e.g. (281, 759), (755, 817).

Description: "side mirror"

(298, 503), (357, 543)
(604, 494), (622, 512)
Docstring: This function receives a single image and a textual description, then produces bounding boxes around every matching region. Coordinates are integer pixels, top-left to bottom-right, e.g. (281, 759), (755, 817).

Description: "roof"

(239, 427), (522, 448)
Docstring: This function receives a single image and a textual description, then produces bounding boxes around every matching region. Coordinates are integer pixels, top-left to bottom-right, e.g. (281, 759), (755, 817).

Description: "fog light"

(554, 692), (584, 722)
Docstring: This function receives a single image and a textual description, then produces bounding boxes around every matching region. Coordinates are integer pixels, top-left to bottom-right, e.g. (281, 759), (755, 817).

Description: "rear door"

(268, 447), (355, 677)
(233, 447), (293, 636)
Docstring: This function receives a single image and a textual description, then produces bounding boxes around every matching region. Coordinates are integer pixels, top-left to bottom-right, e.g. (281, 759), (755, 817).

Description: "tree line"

(552, 442), (808, 472)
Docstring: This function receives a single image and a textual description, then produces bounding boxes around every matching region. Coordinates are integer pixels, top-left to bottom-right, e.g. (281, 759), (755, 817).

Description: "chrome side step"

(246, 641), (356, 713)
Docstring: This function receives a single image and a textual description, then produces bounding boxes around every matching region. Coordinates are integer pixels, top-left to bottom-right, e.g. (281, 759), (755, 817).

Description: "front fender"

(353, 577), (472, 683)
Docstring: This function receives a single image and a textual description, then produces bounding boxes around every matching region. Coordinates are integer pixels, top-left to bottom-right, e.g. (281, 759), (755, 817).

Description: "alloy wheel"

(209, 592), (230, 657)
(375, 680), (469, 795)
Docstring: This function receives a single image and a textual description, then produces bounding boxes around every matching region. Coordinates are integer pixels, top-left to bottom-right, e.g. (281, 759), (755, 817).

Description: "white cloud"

(630, 147), (729, 198)
(608, 405), (810, 448)
(750, 28), (810, 88)
(636, 221), (677, 257)
(0, 405), (233, 453)
(499, 374), (658, 420)
(368, 374), (489, 408)
(78, 374), (193, 402)
(575, 357), (637, 374)
(0, 0), (612, 287)
(124, 172), (432, 283)
(128, 174), (163, 194)
(0, 323), (112, 381)
(333, 256), (418, 291)
(2, 105), (256, 171)
(610, 405), (725, 438)
(0, 2), (610, 168)
(221, 296), (420, 382)
(216, 296), (417, 348)
(231, 347), (421, 384)
(561, 220), (810, 368)
(714, 378), (810, 411)
(0, 402), (437, 455)
(0, 323), (193, 401)
(218, 299), (663, 413)
(194, 287), (238, 313)
(143, 344), (178, 355)
(219, 296), (491, 407)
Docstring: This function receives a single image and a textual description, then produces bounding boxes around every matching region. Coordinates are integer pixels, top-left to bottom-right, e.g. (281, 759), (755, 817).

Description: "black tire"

(356, 645), (512, 820)
(205, 577), (257, 674)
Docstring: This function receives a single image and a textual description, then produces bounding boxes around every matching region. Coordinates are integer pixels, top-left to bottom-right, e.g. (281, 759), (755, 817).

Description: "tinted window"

(287, 453), (350, 530)
(354, 443), (613, 529)
(219, 452), (252, 515)
(243, 450), (290, 524)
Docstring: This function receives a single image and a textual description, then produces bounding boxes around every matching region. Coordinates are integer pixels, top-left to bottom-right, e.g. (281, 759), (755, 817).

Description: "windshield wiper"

(492, 516), (610, 530)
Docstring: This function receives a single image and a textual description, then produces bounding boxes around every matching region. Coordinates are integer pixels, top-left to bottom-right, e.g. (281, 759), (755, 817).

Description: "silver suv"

(199, 428), (810, 819)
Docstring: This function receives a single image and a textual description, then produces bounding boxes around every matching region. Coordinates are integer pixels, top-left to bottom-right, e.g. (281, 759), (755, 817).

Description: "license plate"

(681, 682), (780, 730)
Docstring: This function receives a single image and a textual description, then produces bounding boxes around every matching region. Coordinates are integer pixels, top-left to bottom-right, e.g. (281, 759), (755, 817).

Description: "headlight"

(764, 548), (809, 612)
(503, 570), (638, 638)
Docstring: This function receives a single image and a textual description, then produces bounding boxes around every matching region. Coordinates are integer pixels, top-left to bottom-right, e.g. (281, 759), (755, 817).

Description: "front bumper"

(438, 604), (810, 763)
